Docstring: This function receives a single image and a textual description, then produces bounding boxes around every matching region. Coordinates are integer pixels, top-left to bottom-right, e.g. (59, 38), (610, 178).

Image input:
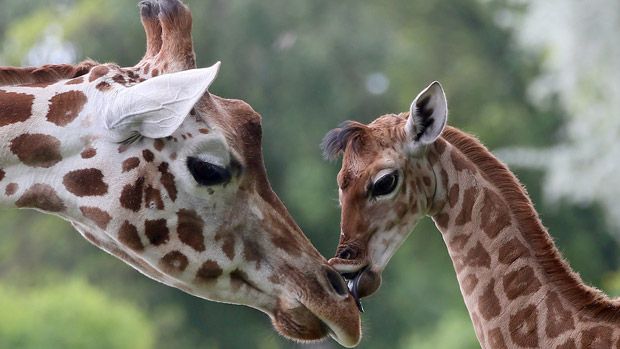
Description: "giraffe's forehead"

(339, 114), (407, 165)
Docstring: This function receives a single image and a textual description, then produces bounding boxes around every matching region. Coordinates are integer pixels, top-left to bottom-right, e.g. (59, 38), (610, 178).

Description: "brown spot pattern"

(113, 75), (126, 84)
(215, 230), (236, 260)
(154, 139), (165, 151)
(122, 157), (140, 172)
(143, 149), (155, 162)
(478, 278), (500, 320)
(422, 176), (432, 187)
(63, 169), (108, 197)
(557, 339), (577, 349)
(145, 219), (170, 246)
(580, 326), (613, 349)
(89, 66), (109, 81)
(118, 221), (143, 251)
(199, 128), (209, 134)
(159, 251), (189, 274)
(545, 291), (575, 338)
(243, 239), (262, 268)
(434, 213), (449, 229)
(440, 168), (449, 193)
(461, 274), (478, 295)
(487, 328), (507, 349)
(455, 187), (477, 225)
(196, 260), (223, 281)
(81, 148), (97, 159)
(120, 177), (145, 212)
(0, 169), (4, 182)
(503, 265), (542, 300)
(159, 163), (177, 201)
(434, 139), (446, 154)
(10, 133), (62, 168)
(270, 218), (302, 257)
(451, 150), (474, 172)
(480, 188), (511, 238)
(177, 209), (205, 252)
(15, 183), (66, 212)
(80, 206), (112, 229)
(0, 90), (34, 126)
(449, 233), (471, 252)
(448, 184), (460, 208)
(463, 242), (491, 268)
(509, 304), (539, 347)
(96, 82), (112, 91)
(5, 183), (18, 196)
(46, 90), (87, 126)
(498, 237), (530, 265)
(144, 186), (164, 210)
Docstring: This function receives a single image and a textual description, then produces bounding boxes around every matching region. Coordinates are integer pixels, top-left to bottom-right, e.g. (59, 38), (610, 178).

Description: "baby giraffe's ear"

(406, 81), (448, 147)
(105, 61), (221, 139)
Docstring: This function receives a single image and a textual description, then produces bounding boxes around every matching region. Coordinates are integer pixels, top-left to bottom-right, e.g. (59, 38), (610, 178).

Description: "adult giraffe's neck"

(427, 127), (620, 348)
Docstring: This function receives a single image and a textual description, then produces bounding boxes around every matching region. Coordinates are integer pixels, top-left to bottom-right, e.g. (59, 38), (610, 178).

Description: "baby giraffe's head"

(322, 82), (448, 302)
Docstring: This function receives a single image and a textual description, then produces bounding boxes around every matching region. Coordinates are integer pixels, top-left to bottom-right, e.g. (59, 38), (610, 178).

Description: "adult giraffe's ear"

(105, 62), (221, 139)
(406, 81), (448, 147)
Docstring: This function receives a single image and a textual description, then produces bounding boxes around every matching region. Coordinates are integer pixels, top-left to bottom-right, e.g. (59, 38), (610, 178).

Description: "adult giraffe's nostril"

(325, 267), (349, 297)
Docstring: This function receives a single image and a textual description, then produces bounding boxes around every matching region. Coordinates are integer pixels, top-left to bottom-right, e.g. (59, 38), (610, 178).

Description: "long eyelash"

(117, 131), (143, 145)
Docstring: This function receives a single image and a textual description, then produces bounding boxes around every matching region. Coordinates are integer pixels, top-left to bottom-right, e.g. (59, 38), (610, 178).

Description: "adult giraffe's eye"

(371, 171), (399, 197)
(187, 157), (231, 186)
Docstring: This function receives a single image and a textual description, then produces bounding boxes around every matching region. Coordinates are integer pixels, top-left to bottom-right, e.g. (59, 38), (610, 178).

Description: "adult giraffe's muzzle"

(267, 263), (362, 347)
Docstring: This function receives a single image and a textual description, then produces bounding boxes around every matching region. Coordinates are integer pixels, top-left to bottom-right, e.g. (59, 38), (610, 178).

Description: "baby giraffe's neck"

(427, 127), (620, 349)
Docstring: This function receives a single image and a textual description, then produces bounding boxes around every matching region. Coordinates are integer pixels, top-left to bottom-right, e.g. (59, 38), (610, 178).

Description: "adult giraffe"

(323, 81), (620, 348)
(0, 0), (361, 346)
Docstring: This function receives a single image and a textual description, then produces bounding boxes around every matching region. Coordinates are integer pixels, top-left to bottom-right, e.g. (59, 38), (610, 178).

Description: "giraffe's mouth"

(331, 259), (383, 304)
(271, 301), (360, 347)
(342, 267), (368, 312)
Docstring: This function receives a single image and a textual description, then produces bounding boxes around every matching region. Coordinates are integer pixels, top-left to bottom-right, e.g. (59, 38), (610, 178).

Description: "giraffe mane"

(0, 60), (98, 86)
(441, 125), (620, 323)
(321, 121), (370, 161)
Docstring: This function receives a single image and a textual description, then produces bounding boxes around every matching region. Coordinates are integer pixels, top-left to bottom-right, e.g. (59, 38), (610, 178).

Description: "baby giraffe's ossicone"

(323, 81), (620, 348)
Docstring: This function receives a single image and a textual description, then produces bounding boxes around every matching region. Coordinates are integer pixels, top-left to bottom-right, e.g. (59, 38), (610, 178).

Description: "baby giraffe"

(323, 82), (620, 348)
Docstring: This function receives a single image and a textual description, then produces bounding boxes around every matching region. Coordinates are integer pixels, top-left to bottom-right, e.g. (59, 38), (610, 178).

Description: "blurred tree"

(496, 0), (620, 238)
(0, 279), (154, 349)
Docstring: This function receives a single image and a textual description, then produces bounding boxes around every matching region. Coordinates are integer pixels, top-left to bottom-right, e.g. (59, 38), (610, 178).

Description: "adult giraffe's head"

(0, 0), (361, 346)
(322, 82), (448, 303)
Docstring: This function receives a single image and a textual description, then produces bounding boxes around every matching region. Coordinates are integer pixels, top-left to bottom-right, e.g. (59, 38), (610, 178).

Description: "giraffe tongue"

(347, 274), (365, 313)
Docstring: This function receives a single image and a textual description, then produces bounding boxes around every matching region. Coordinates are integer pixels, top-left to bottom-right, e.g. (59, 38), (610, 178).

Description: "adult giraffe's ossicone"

(0, 0), (361, 346)
(323, 81), (620, 347)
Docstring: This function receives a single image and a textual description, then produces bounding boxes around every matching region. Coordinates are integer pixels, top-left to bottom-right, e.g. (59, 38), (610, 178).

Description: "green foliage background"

(0, 0), (618, 348)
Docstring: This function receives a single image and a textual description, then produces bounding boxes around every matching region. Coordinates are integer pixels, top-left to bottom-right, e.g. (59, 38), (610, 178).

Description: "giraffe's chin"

(270, 301), (361, 348)
(272, 305), (329, 343)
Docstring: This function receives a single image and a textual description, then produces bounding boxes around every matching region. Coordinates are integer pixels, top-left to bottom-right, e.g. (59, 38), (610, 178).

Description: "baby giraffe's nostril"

(336, 246), (358, 260)
(325, 267), (348, 297)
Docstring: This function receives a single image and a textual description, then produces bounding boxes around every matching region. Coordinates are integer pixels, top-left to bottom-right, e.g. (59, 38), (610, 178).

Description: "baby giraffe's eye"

(371, 171), (399, 197)
(187, 157), (231, 186)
